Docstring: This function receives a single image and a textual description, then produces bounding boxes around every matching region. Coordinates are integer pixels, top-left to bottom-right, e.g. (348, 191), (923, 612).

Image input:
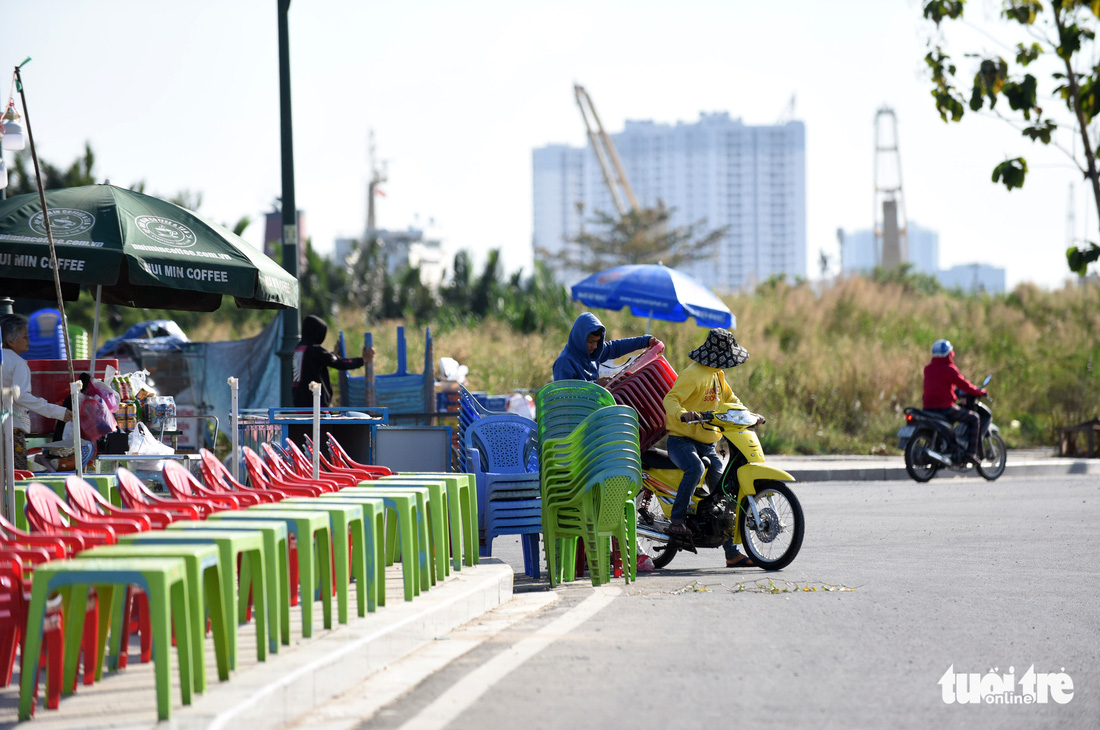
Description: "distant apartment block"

(938, 263), (1006, 294)
(838, 223), (1004, 294)
(334, 227), (449, 289)
(840, 221), (939, 275)
(533, 113), (806, 291)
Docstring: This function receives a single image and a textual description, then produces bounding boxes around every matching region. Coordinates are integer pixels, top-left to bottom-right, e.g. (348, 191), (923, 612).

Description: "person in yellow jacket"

(663, 328), (754, 567)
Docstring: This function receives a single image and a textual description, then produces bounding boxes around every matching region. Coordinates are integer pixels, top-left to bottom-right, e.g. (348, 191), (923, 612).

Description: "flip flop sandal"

(726, 554), (755, 568)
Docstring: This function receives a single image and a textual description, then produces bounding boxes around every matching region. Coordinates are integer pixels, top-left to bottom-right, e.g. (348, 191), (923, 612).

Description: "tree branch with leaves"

(923, 0), (1100, 274)
(537, 202), (729, 275)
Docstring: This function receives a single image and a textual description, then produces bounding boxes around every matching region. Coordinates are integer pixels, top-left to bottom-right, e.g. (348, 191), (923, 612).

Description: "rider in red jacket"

(922, 339), (987, 463)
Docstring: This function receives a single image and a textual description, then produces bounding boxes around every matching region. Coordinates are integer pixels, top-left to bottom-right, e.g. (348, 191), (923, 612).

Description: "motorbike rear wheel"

(904, 429), (939, 482)
(976, 432), (1007, 481)
(636, 490), (678, 568)
(738, 481), (804, 571)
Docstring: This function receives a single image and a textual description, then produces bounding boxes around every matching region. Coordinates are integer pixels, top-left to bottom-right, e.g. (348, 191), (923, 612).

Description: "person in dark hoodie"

(292, 315), (375, 407)
(553, 312), (659, 383)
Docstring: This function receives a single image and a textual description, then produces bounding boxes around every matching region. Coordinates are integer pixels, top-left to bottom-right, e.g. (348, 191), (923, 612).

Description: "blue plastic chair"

(465, 413), (541, 578)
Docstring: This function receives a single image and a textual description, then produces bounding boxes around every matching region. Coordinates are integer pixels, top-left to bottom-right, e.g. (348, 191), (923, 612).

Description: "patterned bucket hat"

(688, 328), (750, 369)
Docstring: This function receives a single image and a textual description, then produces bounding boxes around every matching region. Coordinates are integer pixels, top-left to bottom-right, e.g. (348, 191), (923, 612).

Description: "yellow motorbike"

(636, 403), (804, 570)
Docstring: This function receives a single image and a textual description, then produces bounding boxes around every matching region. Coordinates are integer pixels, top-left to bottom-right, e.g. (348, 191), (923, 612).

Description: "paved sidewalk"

(0, 559), (513, 729)
(771, 448), (1100, 482)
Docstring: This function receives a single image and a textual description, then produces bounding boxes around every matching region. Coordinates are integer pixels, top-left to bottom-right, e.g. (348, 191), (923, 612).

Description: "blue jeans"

(667, 435), (740, 559)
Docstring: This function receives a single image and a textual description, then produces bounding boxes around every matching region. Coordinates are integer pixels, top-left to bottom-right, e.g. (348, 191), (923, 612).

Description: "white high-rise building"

(840, 221), (940, 275)
(532, 113), (806, 291)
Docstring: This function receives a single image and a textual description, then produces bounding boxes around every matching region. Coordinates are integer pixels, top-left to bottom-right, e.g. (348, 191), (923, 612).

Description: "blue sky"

(4, 0), (1089, 290)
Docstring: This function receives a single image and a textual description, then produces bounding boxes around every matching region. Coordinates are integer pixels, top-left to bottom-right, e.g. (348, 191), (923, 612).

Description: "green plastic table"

(169, 519), (290, 650)
(78, 543), (230, 693)
(248, 502), (365, 624)
(119, 529), (268, 671)
(19, 557), (193, 721)
(14, 475), (120, 531)
(208, 510), (332, 637)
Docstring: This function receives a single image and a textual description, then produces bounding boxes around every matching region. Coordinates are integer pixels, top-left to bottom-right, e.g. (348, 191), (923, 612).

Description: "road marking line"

(294, 590), (560, 728)
(206, 571), (508, 730)
(398, 585), (621, 730)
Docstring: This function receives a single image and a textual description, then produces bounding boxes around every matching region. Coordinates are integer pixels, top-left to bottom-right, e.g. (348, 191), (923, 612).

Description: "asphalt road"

(358, 474), (1100, 730)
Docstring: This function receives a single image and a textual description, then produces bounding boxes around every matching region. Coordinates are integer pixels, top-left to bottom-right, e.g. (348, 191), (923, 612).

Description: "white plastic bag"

(127, 422), (174, 471)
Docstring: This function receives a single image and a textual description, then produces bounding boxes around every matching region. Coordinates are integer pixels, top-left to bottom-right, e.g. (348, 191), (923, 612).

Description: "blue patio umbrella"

(570, 264), (734, 329)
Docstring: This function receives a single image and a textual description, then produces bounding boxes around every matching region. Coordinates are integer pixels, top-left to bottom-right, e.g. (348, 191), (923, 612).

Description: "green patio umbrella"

(0, 184), (298, 311)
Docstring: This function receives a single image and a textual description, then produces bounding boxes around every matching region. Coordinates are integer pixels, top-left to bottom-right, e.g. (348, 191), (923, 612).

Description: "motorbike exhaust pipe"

(923, 448), (953, 465)
(636, 526), (670, 543)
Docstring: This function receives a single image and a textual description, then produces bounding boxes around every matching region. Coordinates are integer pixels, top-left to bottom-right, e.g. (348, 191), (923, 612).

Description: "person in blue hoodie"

(553, 312), (660, 383)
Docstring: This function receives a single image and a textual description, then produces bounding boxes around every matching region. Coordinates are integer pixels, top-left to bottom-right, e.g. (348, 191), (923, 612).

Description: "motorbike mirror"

(981, 374), (992, 387)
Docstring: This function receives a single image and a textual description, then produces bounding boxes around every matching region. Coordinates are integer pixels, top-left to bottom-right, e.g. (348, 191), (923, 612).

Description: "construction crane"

(574, 84), (640, 217)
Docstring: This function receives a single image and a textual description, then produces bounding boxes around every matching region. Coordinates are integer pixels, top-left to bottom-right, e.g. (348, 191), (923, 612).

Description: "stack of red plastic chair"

(0, 512), (85, 695)
(302, 435), (387, 482)
(24, 483), (150, 682)
(0, 552), (67, 710)
(606, 342), (678, 452)
(199, 449), (285, 503)
(117, 468), (206, 520)
(66, 476), (173, 530)
(259, 444), (343, 492)
(162, 461), (245, 511)
(241, 447), (324, 498)
(325, 433), (393, 477)
(281, 440), (360, 487)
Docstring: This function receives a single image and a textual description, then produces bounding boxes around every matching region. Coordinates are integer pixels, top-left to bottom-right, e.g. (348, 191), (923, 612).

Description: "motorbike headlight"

(715, 410), (759, 426)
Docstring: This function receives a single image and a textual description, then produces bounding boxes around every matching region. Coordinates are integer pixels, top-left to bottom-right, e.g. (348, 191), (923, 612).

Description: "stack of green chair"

(535, 381), (642, 587)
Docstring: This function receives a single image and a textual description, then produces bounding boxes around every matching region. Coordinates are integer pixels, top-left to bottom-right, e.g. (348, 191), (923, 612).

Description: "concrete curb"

(781, 458), (1100, 482)
(0, 559), (514, 730)
(180, 559), (514, 729)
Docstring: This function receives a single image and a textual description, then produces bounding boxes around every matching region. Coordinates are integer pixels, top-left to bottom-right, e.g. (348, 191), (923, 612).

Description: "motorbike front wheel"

(739, 481), (804, 571)
(976, 431), (1007, 481)
(904, 429), (939, 482)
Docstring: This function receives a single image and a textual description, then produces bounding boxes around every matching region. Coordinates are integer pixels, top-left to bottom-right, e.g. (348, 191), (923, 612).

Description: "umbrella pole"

(89, 285), (102, 375)
(2, 378), (15, 521)
(14, 63), (75, 389)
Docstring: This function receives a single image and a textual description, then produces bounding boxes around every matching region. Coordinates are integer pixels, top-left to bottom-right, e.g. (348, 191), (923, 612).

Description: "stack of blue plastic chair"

(457, 386), (492, 471)
(344, 326), (433, 414)
(26, 308), (65, 359)
(534, 381), (641, 587)
(465, 413), (541, 577)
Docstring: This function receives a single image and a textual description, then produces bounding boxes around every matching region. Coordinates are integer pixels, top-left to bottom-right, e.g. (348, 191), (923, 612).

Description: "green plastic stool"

(19, 557), (193, 721)
(304, 496), (385, 610)
(279, 498), (383, 614)
(208, 510), (332, 637)
(120, 529), (268, 671)
(248, 502), (365, 624)
(78, 543), (230, 693)
(169, 519), (290, 650)
(337, 487), (431, 593)
(322, 490), (422, 601)
(374, 478), (450, 583)
(394, 472), (479, 567)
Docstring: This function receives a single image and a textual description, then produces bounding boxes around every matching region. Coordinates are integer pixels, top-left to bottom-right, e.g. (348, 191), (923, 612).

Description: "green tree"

(539, 202), (729, 274)
(8, 142), (97, 194)
(922, 0), (1100, 274)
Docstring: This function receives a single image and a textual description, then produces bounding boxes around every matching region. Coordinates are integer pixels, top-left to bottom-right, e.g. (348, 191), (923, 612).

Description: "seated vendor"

(1, 314), (73, 470)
